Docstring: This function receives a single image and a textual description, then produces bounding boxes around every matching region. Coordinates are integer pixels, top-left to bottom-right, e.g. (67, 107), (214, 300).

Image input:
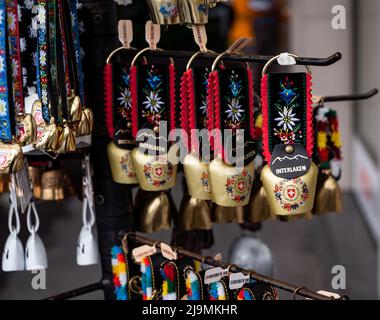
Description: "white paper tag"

(277, 52), (297, 66)
(132, 244), (157, 262)
(192, 25), (208, 52)
(118, 20), (133, 48)
(226, 37), (252, 54)
(160, 243), (177, 260)
(145, 20), (160, 50)
(228, 272), (250, 290)
(204, 267), (229, 285)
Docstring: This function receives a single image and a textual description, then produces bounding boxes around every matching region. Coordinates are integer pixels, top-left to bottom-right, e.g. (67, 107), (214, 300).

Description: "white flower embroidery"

(29, 19), (37, 38)
(274, 106), (300, 131)
(18, 4), (22, 22)
(143, 92), (164, 113)
(39, 50), (47, 66)
(11, 58), (19, 78)
(7, 12), (16, 32)
(37, 6), (46, 28)
(225, 98), (244, 122)
(0, 56), (4, 73)
(20, 37), (27, 52)
(0, 99), (7, 117)
(24, 0), (34, 10)
(118, 88), (132, 109)
(200, 100), (208, 115)
(42, 90), (48, 105)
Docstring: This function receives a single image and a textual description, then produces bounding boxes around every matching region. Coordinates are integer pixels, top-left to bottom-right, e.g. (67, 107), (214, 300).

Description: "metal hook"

(261, 53), (311, 76)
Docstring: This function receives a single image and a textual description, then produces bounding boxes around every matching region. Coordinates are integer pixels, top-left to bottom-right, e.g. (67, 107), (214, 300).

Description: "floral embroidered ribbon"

(261, 72), (314, 163)
(0, 2), (12, 141)
(207, 66), (255, 162)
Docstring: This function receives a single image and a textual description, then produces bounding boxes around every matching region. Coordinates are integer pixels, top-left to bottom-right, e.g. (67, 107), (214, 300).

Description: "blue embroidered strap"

(0, 2), (12, 141)
(36, 0), (51, 122)
(69, 0), (85, 104)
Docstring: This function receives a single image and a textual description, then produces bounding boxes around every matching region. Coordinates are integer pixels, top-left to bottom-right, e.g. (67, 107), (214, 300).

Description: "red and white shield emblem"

(155, 166), (163, 177)
(237, 180), (245, 192)
(287, 188), (296, 199)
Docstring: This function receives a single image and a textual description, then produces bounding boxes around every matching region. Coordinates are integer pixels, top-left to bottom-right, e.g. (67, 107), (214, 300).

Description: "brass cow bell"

(28, 166), (43, 199)
(41, 169), (65, 201)
(131, 148), (177, 191)
(107, 142), (138, 185)
(146, 0), (180, 25)
(209, 158), (254, 207)
(183, 153), (211, 200)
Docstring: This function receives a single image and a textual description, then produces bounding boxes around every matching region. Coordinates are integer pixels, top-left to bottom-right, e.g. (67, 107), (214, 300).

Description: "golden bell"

(56, 121), (76, 154)
(209, 158), (254, 207)
(84, 108), (94, 133)
(261, 162), (318, 216)
(63, 170), (77, 198)
(133, 189), (174, 233)
(146, 0), (180, 25)
(177, 195), (212, 230)
(31, 100), (45, 142)
(0, 174), (10, 193)
(28, 166), (43, 199)
(67, 90), (83, 123)
(212, 203), (245, 224)
(17, 114), (37, 146)
(183, 153), (211, 200)
(131, 148), (177, 191)
(76, 108), (93, 137)
(107, 142), (138, 185)
(313, 172), (342, 215)
(0, 142), (23, 174)
(41, 169), (65, 201)
(34, 117), (59, 152)
(246, 181), (271, 224)
(178, 0), (209, 24)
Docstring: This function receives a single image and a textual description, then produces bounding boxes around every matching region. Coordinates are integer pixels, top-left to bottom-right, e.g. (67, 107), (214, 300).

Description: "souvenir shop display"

(1, 0), (378, 301)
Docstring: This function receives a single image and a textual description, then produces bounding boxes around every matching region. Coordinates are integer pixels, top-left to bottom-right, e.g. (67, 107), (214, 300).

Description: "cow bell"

(183, 153), (211, 200)
(146, 0), (180, 25)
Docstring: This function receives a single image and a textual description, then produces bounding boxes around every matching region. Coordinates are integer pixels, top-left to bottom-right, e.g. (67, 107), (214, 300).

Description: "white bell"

(76, 224), (99, 266)
(2, 232), (25, 272)
(25, 231), (48, 270)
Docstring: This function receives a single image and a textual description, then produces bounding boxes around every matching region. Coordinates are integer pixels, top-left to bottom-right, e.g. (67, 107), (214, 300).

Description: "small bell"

(146, 0), (180, 25)
(178, 0), (210, 25)
(76, 108), (91, 137)
(314, 171), (343, 215)
(0, 142), (24, 174)
(2, 232), (25, 272)
(0, 174), (10, 193)
(133, 189), (174, 233)
(56, 121), (76, 154)
(261, 162), (318, 216)
(34, 117), (59, 152)
(131, 148), (177, 191)
(76, 224), (99, 266)
(63, 170), (77, 198)
(107, 142), (138, 185)
(28, 166), (43, 199)
(41, 169), (65, 201)
(67, 90), (83, 123)
(17, 113), (37, 146)
(246, 181), (271, 224)
(209, 158), (254, 207)
(212, 203), (245, 224)
(183, 153), (211, 200)
(83, 108), (94, 133)
(177, 195), (212, 231)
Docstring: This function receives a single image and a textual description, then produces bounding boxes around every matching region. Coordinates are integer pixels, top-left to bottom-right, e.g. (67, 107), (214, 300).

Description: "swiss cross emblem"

(287, 188), (296, 199)
(237, 180), (245, 191)
(155, 166), (163, 177)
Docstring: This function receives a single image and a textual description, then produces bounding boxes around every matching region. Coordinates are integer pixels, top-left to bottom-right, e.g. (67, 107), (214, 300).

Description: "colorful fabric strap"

(0, 2), (12, 141)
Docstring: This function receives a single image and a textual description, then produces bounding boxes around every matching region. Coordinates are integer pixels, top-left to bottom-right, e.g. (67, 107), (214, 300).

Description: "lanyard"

(0, 2), (12, 141)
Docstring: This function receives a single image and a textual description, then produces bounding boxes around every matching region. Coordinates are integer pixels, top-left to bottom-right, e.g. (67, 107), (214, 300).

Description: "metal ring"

(293, 286), (306, 300)
(261, 53), (311, 76)
(131, 47), (174, 67)
(186, 50), (216, 70)
(105, 46), (137, 65)
(211, 51), (250, 72)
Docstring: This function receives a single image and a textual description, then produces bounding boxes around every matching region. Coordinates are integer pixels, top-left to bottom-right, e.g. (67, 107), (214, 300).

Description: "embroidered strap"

(36, 0), (51, 122)
(0, 3), (12, 141)
(261, 72), (313, 163)
(6, 0), (24, 116)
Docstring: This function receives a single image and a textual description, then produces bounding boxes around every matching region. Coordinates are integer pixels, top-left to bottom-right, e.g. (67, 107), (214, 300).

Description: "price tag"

(277, 52), (297, 66)
(132, 244), (157, 262)
(118, 20), (133, 48)
(204, 267), (229, 284)
(228, 272), (250, 290)
(192, 25), (208, 52)
(160, 243), (177, 260)
(145, 20), (160, 50)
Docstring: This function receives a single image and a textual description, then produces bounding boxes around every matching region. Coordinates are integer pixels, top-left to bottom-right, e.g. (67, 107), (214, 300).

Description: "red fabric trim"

(261, 74), (271, 163)
(305, 74), (314, 157)
(186, 69), (199, 152)
(247, 67), (255, 140)
(169, 63), (176, 137)
(212, 71), (223, 158)
(130, 65), (139, 138)
(179, 71), (190, 150)
(103, 63), (114, 139)
(206, 72), (215, 150)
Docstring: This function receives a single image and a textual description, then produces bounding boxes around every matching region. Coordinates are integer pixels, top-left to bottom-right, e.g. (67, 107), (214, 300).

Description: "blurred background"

(0, 0), (379, 300)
